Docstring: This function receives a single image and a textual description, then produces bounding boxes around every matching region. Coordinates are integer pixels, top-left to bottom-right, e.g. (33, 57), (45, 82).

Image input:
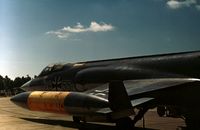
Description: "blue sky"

(1, 0), (200, 79)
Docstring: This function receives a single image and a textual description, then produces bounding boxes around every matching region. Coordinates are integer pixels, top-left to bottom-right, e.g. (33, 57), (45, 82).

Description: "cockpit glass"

(38, 67), (51, 77)
(52, 64), (63, 71)
(38, 64), (64, 77)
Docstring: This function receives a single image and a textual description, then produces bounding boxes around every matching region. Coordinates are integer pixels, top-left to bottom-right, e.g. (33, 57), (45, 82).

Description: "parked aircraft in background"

(11, 51), (200, 129)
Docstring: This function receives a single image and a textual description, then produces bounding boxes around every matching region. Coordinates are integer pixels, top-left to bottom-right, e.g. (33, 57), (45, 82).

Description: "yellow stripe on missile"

(27, 91), (70, 114)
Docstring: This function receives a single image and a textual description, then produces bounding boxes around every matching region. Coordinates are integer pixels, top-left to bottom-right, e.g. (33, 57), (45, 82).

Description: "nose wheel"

(116, 117), (135, 130)
(73, 116), (81, 123)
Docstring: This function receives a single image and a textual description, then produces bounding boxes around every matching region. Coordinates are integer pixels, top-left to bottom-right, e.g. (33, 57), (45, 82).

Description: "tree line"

(0, 75), (31, 96)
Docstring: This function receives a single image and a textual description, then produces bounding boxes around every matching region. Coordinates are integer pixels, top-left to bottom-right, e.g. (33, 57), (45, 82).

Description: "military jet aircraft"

(11, 51), (200, 129)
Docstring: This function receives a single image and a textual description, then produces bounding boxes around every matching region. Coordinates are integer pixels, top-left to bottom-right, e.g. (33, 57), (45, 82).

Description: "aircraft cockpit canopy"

(38, 64), (65, 77)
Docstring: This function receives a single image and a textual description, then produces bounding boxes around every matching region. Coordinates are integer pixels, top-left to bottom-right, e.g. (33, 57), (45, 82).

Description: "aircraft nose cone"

(21, 80), (31, 91)
(10, 92), (31, 109)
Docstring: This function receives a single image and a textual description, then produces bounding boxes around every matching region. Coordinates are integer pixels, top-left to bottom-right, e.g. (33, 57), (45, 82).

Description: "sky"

(0, 0), (200, 79)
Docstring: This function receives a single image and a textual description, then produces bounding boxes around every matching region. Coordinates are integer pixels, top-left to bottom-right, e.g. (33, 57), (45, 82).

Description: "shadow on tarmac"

(20, 117), (156, 130)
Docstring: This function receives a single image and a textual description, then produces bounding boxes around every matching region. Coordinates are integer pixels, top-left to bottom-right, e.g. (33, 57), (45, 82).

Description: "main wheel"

(116, 117), (135, 130)
(157, 106), (166, 117)
(185, 117), (200, 129)
(73, 116), (81, 123)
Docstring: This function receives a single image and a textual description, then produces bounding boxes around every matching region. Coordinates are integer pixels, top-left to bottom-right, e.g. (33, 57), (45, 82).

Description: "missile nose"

(10, 92), (31, 109)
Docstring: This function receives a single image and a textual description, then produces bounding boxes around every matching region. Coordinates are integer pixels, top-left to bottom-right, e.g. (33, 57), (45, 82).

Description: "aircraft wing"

(85, 78), (200, 113)
(124, 78), (200, 98)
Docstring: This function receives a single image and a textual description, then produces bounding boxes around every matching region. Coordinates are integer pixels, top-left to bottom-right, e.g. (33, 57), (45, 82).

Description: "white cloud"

(46, 21), (114, 39)
(166, 0), (199, 9)
(167, 0), (182, 9)
(88, 21), (114, 32)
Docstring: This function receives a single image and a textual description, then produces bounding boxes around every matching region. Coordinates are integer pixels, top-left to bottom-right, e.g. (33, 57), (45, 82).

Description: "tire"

(116, 117), (134, 130)
(157, 106), (165, 117)
(73, 116), (81, 123)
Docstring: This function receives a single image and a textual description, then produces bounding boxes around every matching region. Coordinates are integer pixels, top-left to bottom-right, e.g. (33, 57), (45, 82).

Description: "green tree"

(0, 75), (4, 90)
(4, 76), (13, 96)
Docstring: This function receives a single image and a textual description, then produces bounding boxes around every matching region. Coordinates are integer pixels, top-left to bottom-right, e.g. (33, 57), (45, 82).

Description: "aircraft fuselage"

(22, 51), (200, 92)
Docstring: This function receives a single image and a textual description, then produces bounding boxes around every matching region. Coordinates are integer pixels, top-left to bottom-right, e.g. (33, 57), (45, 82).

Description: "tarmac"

(0, 97), (186, 130)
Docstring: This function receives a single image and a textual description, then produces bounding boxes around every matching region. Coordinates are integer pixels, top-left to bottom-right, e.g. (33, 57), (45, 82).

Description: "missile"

(10, 91), (109, 115)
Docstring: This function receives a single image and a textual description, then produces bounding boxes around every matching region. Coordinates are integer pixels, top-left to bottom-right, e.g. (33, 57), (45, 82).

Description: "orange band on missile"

(27, 91), (70, 114)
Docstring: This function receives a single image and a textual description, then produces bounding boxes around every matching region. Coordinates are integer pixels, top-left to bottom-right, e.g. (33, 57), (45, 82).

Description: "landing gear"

(73, 116), (81, 123)
(132, 107), (148, 125)
(185, 117), (200, 129)
(108, 81), (149, 129)
(184, 112), (200, 130)
(115, 108), (149, 130)
(157, 106), (166, 117)
(116, 117), (135, 130)
(73, 116), (87, 130)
